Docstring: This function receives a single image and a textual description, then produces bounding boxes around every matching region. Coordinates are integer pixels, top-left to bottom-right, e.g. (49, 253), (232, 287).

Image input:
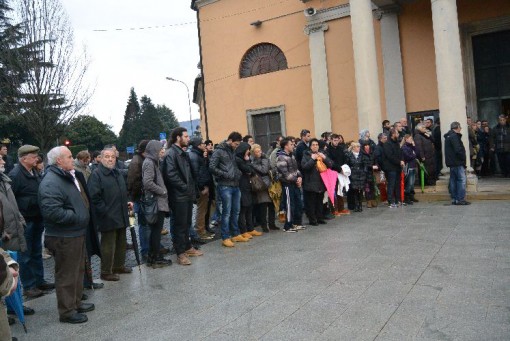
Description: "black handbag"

(251, 174), (267, 192)
(141, 162), (159, 225)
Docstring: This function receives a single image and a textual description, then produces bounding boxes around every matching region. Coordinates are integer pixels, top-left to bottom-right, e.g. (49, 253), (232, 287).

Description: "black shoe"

(8, 305), (35, 316)
(89, 282), (104, 290)
(152, 257), (172, 268)
(8, 317), (15, 325)
(269, 225), (280, 230)
(37, 282), (55, 291)
(60, 312), (88, 324)
(261, 225), (270, 232)
(309, 221), (318, 226)
(317, 220), (327, 224)
(81, 294), (88, 301)
(455, 200), (471, 205)
(77, 303), (95, 313)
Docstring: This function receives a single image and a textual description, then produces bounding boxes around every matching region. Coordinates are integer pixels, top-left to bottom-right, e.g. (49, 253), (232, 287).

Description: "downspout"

(193, 5), (210, 140)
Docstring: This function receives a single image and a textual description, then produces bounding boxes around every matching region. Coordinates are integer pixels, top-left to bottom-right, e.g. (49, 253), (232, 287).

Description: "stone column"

(350, 0), (383, 136)
(431, 0), (477, 191)
(305, 23), (332, 137)
(380, 6), (407, 124)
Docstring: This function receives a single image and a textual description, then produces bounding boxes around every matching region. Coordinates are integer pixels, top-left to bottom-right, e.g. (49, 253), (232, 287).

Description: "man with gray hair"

(444, 121), (470, 205)
(39, 146), (94, 324)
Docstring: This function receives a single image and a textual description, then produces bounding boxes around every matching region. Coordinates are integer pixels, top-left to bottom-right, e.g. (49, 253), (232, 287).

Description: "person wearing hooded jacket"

(141, 140), (171, 268)
(251, 144), (277, 232)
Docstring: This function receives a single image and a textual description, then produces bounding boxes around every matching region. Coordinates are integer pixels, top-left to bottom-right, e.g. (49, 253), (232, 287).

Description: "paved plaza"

(11, 201), (510, 340)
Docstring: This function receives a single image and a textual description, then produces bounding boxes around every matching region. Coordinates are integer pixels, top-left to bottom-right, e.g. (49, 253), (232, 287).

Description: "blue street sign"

(159, 132), (167, 141)
(126, 146), (135, 154)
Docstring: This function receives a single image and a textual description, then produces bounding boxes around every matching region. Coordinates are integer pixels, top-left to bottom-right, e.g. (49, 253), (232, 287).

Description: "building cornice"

(194, 0), (220, 9)
(305, 4), (351, 27)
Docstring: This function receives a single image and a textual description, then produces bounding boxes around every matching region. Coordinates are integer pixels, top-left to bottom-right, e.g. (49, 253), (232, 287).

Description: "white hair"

(100, 148), (115, 157)
(47, 146), (67, 165)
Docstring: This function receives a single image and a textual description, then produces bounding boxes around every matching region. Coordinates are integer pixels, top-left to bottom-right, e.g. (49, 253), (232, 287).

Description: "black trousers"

(304, 191), (324, 223)
(267, 201), (276, 228)
(255, 203), (268, 228)
(239, 205), (254, 233)
(170, 201), (192, 255)
(149, 212), (165, 258)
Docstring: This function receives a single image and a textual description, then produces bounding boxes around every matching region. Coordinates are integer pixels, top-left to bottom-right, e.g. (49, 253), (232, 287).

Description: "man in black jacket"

(9, 144), (54, 298)
(39, 146), (94, 324)
(490, 115), (510, 177)
(189, 137), (214, 240)
(328, 134), (349, 215)
(382, 129), (405, 207)
(88, 148), (133, 281)
(163, 127), (203, 265)
(444, 121), (470, 205)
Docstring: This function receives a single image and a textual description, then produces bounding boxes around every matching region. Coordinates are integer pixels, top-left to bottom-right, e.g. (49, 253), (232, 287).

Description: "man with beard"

(88, 148), (133, 281)
(163, 127), (203, 265)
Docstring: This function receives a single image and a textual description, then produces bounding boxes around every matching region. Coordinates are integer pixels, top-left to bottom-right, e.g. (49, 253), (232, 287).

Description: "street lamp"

(166, 77), (193, 135)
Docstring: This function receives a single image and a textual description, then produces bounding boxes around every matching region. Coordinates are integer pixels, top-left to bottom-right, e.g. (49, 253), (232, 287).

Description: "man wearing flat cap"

(9, 145), (54, 298)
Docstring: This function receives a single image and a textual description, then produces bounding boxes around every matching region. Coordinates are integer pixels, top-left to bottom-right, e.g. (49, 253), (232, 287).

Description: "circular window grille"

(240, 43), (288, 78)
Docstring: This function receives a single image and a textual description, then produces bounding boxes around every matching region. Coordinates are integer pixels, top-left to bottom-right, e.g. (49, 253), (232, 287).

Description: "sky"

(60, 0), (200, 134)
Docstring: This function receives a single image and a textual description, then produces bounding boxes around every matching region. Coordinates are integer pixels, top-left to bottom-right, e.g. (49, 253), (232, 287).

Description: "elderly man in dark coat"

(39, 146), (95, 324)
(88, 148), (132, 281)
(414, 123), (436, 186)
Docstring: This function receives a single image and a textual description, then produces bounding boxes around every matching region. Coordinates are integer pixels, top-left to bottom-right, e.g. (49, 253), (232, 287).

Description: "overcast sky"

(61, 0), (200, 134)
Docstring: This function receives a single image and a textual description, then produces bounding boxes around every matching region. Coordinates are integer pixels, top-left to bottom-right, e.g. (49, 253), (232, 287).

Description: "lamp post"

(166, 77), (193, 135)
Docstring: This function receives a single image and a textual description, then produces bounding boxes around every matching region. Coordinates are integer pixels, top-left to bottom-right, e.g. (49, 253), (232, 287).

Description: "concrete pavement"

(11, 201), (510, 340)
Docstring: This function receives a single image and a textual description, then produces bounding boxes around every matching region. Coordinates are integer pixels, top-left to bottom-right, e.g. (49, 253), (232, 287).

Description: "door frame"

(246, 105), (286, 138)
(461, 15), (510, 120)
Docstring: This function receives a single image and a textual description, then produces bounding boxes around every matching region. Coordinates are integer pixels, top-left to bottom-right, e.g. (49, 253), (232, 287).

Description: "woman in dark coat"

(360, 140), (378, 208)
(251, 144), (276, 232)
(235, 142), (262, 238)
(414, 123), (436, 186)
(346, 142), (371, 212)
(401, 134), (418, 205)
(301, 139), (333, 225)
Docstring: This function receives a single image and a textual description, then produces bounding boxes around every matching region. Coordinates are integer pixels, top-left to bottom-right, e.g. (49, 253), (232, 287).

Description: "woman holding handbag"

(251, 144), (276, 232)
(142, 140), (172, 268)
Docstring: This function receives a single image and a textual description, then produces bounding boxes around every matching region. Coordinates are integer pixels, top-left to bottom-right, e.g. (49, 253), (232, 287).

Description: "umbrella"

(320, 168), (339, 205)
(5, 251), (27, 333)
(400, 170), (405, 203)
(418, 161), (428, 193)
(268, 180), (282, 212)
(129, 226), (142, 274)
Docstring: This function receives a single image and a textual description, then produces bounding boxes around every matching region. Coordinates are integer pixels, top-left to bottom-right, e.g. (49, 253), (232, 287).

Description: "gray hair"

(47, 146), (67, 165)
(450, 121), (461, 130)
(100, 148), (116, 157)
(416, 123), (425, 131)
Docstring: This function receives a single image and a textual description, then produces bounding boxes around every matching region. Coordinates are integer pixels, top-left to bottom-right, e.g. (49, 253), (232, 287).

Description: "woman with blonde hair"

(251, 144), (276, 232)
(346, 142), (370, 212)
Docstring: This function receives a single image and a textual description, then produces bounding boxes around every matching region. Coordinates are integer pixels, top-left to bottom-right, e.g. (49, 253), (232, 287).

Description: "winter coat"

(361, 148), (376, 185)
(301, 150), (332, 193)
(73, 159), (91, 182)
(209, 141), (242, 187)
(127, 153), (144, 202)
(0, 173), (27, 252)
(8, 164), (42, 220)
(0, 248), (17, 297)
(251, 154), (271, 204)
(327, 144), (347, 173)
(276, 150), (301, 185)
(142, 140), (169, 213)
(163, 144), (197, 203)
(294, 141), (309, 168)
(414, 131), (435, 161)
(189, 147), (212, 191)
(358, 138), (377, 151)
(235, 142), (254, 207)
(39, 165), (90, 238)
(374, 142), (385, 169)
(382, 138), (402, 172)
(88, 164), (129, 232)
(401, 143), (418, 169)
(490, 123), (510, 152)
(444, 130), (466, 168)
(346, 151), (370, 190)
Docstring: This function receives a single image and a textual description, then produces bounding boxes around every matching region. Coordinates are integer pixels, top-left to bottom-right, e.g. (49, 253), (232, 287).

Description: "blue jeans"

(449, 166), (466, 203)
(218, 185), (241, 240)
(386, 171), (401, 205)
(20, 218), (45, 289)
(282, 183), (303, 229)
(211, 185), (222, 223)
(134, 201), (150, 257)
(404, 168), (416, 194)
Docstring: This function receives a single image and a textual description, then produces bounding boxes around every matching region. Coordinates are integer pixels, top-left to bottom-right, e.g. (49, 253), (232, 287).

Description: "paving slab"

(8, 201), (510, 340)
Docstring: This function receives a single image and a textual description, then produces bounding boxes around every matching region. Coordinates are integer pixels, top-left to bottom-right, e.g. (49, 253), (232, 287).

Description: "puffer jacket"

(163, 144), (197, 203)
(189, 146), (212, 191)
(8, 165), (42, 220)
(88, 164), (130, 232)
(276, 150), (301, 184)
(209, 141), (241, 187)
(444, 130), (466, 168)
(142, 140), (169, 213)
(301, 150), (333, 193)
(251, 154), (271, 204)
(39, 165), (90, 237)
(127, 153), (144, 202)
(0, 173), (27, 252)
(401, 143), (418, 169)
(346, 151), (371, 190)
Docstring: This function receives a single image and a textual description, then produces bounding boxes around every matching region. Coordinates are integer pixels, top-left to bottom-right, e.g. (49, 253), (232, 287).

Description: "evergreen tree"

(65, 115), (117, 151)
(139, 95), (163, 140)
(156, 104), (179, 134)
(118, 87), (141, 149)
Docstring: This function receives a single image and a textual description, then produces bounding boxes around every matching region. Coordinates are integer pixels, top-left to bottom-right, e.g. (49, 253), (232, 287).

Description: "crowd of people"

(0, 113), (508, 338)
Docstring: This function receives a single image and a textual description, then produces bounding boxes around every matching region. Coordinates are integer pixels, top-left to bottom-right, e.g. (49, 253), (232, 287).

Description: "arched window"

(239, 43), (288, 78)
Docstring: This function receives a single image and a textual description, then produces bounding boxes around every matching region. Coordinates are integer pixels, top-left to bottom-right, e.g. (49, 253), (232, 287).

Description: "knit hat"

(190, 137), (203, 148)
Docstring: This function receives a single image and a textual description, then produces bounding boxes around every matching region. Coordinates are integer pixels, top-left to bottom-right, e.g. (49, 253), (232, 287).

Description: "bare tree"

(14, 0), (92, 151)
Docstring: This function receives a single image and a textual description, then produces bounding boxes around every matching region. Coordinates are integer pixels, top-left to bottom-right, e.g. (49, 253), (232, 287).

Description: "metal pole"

(166, 77), (193, 135)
